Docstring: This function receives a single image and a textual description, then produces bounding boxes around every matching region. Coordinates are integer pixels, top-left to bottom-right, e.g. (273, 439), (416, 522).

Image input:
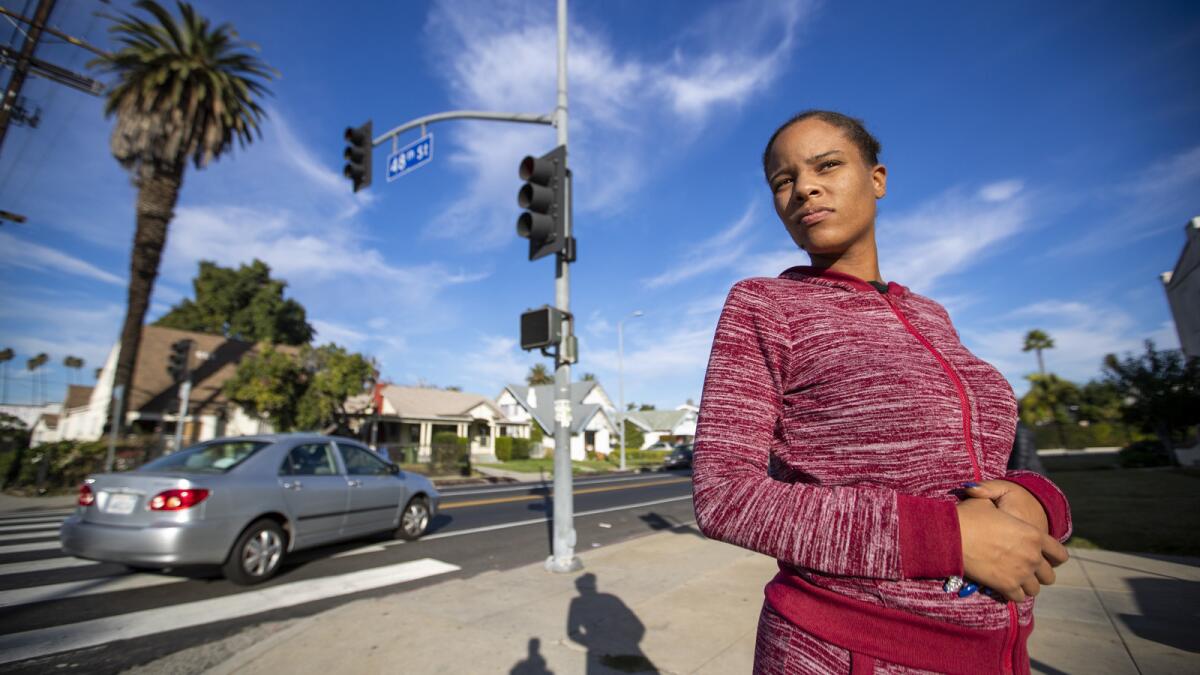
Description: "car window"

(340, 445), (391, 476)
(280, 443), (339, 476)
(142, 441), (268, 473)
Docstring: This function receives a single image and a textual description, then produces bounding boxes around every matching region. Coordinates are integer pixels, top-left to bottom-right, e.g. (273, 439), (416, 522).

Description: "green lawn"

(478, 458), (629, 475)
(1051, 468), (1200, 556)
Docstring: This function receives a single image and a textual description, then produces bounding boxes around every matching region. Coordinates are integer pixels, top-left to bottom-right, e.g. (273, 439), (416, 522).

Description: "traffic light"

(517, 145), (570, 261)
(167, 339), (193, 383)
(520, 305), (566, 351)
(343, 121), (373, 193)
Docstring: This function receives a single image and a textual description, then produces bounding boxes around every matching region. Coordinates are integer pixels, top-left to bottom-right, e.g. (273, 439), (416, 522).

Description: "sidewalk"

(198, 529), (1199, 675)
(0, 491), (76, 513)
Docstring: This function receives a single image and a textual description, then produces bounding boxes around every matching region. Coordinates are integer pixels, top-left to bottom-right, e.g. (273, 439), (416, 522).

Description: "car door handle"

(282, 480), (303, 490)
(348, 479), (363, 487)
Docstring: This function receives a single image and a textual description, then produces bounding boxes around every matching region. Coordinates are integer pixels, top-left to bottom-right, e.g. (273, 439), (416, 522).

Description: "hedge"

(431, 432), (470, 475)
(495, 436), (534, 462)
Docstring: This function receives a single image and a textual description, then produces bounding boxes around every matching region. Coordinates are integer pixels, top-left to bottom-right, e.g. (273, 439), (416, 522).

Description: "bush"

(1032, 422), (1138, 450)
(607, 449), (669, 464)
(495, 436), (513, 462)
(511, 437), (532, 460)
(431, 432), (469, 475)
(1119, 440), (1172, 468)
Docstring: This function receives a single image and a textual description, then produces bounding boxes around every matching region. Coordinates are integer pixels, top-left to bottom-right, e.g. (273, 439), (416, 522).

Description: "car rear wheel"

(396, 497), (430, 541)
(223, 518), (286, 585)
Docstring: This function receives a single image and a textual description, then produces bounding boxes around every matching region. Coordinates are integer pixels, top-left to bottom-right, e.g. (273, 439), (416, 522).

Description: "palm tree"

(89, 1), (276, 432)
(1022, 329), (1055, 376)
(0, 347), (13, 403)
(526, 364), (553, 386)
(26, 354), (48, 405)
(63, 356), (85, 385)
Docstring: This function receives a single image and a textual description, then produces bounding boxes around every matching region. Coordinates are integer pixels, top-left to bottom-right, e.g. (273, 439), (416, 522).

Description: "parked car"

(60, 434), (439, 585)
(663, 444), (693, 469)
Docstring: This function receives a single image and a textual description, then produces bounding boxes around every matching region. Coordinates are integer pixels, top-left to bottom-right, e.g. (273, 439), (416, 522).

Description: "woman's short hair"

(762, 110), (882, 179)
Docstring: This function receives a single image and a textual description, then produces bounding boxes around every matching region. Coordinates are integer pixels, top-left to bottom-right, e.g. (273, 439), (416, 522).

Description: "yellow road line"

(441, 477), (691, 510)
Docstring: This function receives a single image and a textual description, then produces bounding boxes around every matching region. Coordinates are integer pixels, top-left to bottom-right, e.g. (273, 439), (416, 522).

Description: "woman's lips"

(800, 209), (833, 226)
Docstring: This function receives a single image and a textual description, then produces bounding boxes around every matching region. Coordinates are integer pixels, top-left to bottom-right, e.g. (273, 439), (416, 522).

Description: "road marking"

(0, 558), (461, 666)
(410, 494), (694, 543)
(441, 477), (690, 509)
(443, 473), (672, 497)
(0, 540), (62, 554)
(0, 510), (74, 521)
(0, 573), (186, 609)
(0, 556), (101, 576)
(0, 522), (64, 532)
(331, 544), (387, 558)
(0, 516), (68, 526)
(0, 530), (58, 542)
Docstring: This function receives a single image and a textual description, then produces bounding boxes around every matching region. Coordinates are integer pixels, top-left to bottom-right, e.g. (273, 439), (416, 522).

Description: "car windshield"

(140, 440), (269, 474)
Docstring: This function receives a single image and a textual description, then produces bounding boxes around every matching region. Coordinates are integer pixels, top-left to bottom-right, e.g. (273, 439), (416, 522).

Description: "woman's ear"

(872, 163), (888, 199)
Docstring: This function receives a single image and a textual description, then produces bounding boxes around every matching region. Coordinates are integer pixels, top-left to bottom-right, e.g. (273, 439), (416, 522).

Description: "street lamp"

(618, 310), (644, 471)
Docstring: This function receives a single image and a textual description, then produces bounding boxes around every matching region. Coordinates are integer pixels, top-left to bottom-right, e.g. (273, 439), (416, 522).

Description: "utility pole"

(0, 0), (56, 156)
(348, 0), (578, 573)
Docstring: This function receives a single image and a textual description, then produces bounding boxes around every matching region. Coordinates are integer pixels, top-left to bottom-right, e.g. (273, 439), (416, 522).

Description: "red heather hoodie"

(692, 267), (1072, 674)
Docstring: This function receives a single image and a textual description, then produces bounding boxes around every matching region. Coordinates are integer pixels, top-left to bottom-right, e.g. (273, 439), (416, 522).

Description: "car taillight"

(149, 488), (210, 511)
(78, 483), (95, 507)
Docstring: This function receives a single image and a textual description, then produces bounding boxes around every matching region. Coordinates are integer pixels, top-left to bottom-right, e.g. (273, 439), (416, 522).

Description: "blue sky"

(1, 0), (1198, 411)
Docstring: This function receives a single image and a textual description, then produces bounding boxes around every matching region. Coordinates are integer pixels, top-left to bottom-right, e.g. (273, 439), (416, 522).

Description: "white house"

(496, 381), (619, 461)
(625, 404), (698, 449)
(351, 384), (530, 463)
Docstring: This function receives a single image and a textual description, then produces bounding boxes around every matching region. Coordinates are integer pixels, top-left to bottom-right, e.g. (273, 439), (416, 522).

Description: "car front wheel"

(223, 518), (286, 585)
(396, 497), (430, 541)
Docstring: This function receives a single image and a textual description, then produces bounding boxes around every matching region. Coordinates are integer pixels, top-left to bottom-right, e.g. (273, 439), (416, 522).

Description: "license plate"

(106, 493), (138, 515)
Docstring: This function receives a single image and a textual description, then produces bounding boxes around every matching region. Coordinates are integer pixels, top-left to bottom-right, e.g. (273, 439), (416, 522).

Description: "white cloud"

(643, 201), (760, 288)
(452, 334), (535, 393)
(962, 300), (1182, 396)
(877, 180), (1030, 294)
(0, 232), (124, 286)
(422, 0), (814, 248)
(268, 110), (375, 220)
(312, 319), (369, 347)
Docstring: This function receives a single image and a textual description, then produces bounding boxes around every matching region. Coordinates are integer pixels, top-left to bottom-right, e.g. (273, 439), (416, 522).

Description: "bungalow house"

(350, 384), (529, 463)
(52, 325), (278, 449)
(496, 381), (619, 460)
(624, 404), (698, 449)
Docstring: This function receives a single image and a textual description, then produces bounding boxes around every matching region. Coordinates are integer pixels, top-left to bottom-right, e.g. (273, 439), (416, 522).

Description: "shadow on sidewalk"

(510, 637), (554, 675)
(1123, 577), (1200, 653)
(566, 573), (658, 674)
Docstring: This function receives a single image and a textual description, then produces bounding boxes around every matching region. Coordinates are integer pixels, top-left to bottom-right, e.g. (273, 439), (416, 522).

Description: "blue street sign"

(387, 133), (434, 182)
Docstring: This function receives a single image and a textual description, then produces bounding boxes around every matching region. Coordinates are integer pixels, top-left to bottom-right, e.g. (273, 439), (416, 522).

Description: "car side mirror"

(388, 463), (401, 475)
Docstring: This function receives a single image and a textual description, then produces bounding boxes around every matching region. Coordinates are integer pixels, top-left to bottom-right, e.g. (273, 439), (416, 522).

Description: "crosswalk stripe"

(0, 522), (63, 532)
(0, 573), (186, 609)
(0, 557), (462, 666)
(0, 516), (67, 526)
(0, 556), (100, 576)
(0, 540), (61, 554)
(0, 530), (58, 542)
(0, 510), (74, 522)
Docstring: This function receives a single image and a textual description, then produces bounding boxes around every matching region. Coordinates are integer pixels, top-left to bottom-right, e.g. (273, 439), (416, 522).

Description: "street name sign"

(387, 133), (434, 181)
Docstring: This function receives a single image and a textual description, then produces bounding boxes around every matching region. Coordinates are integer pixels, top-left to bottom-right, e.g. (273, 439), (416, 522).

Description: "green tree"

(222, 346), (305, 432)
(155, 259), (313, 344)
(91, 1), (277, 433)
(526, 364), (553, 385)
(1103, 340), (1200, 453)
(295, 344), (377, 431)
(0, 413), (31, 488)
(623, 419), (645, 450)
(25, 353), (48, 404)
(580, 372), (596, 382)
(1022, 329), (1055, 376)
(224, 344), (375, 433)
(1020, 373), (1080, 449)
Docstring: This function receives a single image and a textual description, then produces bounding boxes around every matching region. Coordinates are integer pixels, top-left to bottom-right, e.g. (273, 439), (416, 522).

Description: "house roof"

(64, 385), (93, 410)
(127, 325), (298, 415)
(36, 413), (59, 429)
(626, 409), (690, 432)
(502, 381), (615, 434)
(378, 385), (505, 421)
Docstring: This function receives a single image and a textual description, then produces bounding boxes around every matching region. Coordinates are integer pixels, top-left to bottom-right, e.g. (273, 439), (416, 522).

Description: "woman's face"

(765, 119), (887, 257)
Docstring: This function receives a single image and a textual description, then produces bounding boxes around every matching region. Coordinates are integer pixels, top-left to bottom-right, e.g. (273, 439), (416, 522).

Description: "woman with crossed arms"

(692, 110), (1072, 674)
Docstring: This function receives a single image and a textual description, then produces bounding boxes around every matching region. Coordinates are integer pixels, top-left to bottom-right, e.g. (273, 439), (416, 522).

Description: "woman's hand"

(956, 498), (1066, 602)
(964, 480), (1069, 569)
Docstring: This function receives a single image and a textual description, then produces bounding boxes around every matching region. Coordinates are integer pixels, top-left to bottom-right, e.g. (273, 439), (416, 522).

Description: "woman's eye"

(773, 178), (792, 191)
(818, 160), (841, 171)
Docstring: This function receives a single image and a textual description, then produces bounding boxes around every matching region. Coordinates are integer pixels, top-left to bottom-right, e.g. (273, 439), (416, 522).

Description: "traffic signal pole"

(360, 0), (579, 573)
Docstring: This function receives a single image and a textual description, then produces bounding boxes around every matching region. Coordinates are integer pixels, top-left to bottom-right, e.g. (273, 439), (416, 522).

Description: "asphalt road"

(0, 469), (696, 673)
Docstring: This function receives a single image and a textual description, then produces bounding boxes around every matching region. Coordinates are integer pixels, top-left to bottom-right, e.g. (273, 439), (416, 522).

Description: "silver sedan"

(60, 434), (439, 584)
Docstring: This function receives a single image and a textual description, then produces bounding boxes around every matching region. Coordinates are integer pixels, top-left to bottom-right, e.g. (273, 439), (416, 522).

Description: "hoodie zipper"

(882, 294), (982, 482)
(1002, 602), (1018, 673)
